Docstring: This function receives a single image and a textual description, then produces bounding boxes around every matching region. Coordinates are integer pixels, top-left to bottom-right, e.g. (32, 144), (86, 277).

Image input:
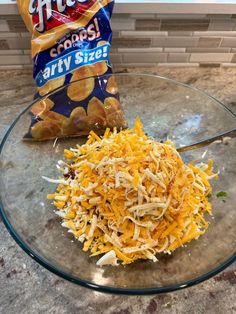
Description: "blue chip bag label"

(17, 0), (127, 140)
(36, 43), (111, 87)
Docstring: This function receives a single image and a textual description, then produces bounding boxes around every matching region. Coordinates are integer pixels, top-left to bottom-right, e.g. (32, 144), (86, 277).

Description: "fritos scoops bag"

(17, 0), (127, 140)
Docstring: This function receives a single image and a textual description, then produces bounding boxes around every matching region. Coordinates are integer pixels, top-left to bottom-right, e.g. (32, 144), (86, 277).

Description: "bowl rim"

(0, 72), (236, 295)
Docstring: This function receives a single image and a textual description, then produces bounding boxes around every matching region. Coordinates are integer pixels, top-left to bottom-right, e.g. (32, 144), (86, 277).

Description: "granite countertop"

(0, 67), (236, 314)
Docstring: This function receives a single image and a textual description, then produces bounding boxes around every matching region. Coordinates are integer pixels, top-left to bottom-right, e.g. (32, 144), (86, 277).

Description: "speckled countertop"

(0, 67), (236, 314)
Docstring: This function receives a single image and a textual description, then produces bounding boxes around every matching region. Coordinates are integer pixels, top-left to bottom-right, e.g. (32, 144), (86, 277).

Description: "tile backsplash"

(1, 13), (236, 69)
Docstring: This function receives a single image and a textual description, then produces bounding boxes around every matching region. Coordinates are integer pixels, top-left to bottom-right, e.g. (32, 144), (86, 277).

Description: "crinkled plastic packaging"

(17, 0), (127, 140)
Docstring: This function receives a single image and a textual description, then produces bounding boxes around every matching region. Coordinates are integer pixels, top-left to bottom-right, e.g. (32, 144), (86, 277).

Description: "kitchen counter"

(0, 67), (236, 314)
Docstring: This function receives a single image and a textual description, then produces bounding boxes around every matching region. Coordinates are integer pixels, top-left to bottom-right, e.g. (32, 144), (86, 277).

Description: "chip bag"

(17, 0), (127, 140)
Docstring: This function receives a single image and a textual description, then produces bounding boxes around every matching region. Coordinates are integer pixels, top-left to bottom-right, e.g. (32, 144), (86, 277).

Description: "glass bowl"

(0, 73), (236, 295)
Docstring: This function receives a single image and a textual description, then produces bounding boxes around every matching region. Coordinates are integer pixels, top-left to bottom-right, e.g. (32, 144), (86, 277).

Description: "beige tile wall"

(0, 13), (236, 68)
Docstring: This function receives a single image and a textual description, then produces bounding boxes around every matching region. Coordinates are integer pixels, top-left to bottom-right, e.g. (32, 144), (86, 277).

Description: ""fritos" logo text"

(29, 0), (89, 32)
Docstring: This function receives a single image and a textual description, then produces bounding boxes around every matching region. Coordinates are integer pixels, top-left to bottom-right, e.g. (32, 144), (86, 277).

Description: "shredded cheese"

(44, 117), (216, 266)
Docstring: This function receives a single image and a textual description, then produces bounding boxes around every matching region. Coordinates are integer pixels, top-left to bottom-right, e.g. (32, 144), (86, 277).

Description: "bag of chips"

(17, 0), (127, 140)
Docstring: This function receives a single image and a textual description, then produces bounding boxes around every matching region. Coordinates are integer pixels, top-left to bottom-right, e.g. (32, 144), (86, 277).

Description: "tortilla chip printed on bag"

(17, 0), (127, 140)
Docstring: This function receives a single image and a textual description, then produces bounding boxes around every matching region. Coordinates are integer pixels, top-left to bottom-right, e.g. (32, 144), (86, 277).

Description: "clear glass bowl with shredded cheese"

(1, 73), (236, 294)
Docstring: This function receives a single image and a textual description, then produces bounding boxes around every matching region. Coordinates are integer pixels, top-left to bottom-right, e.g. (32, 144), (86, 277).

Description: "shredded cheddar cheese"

(43, 117), (217, 266)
